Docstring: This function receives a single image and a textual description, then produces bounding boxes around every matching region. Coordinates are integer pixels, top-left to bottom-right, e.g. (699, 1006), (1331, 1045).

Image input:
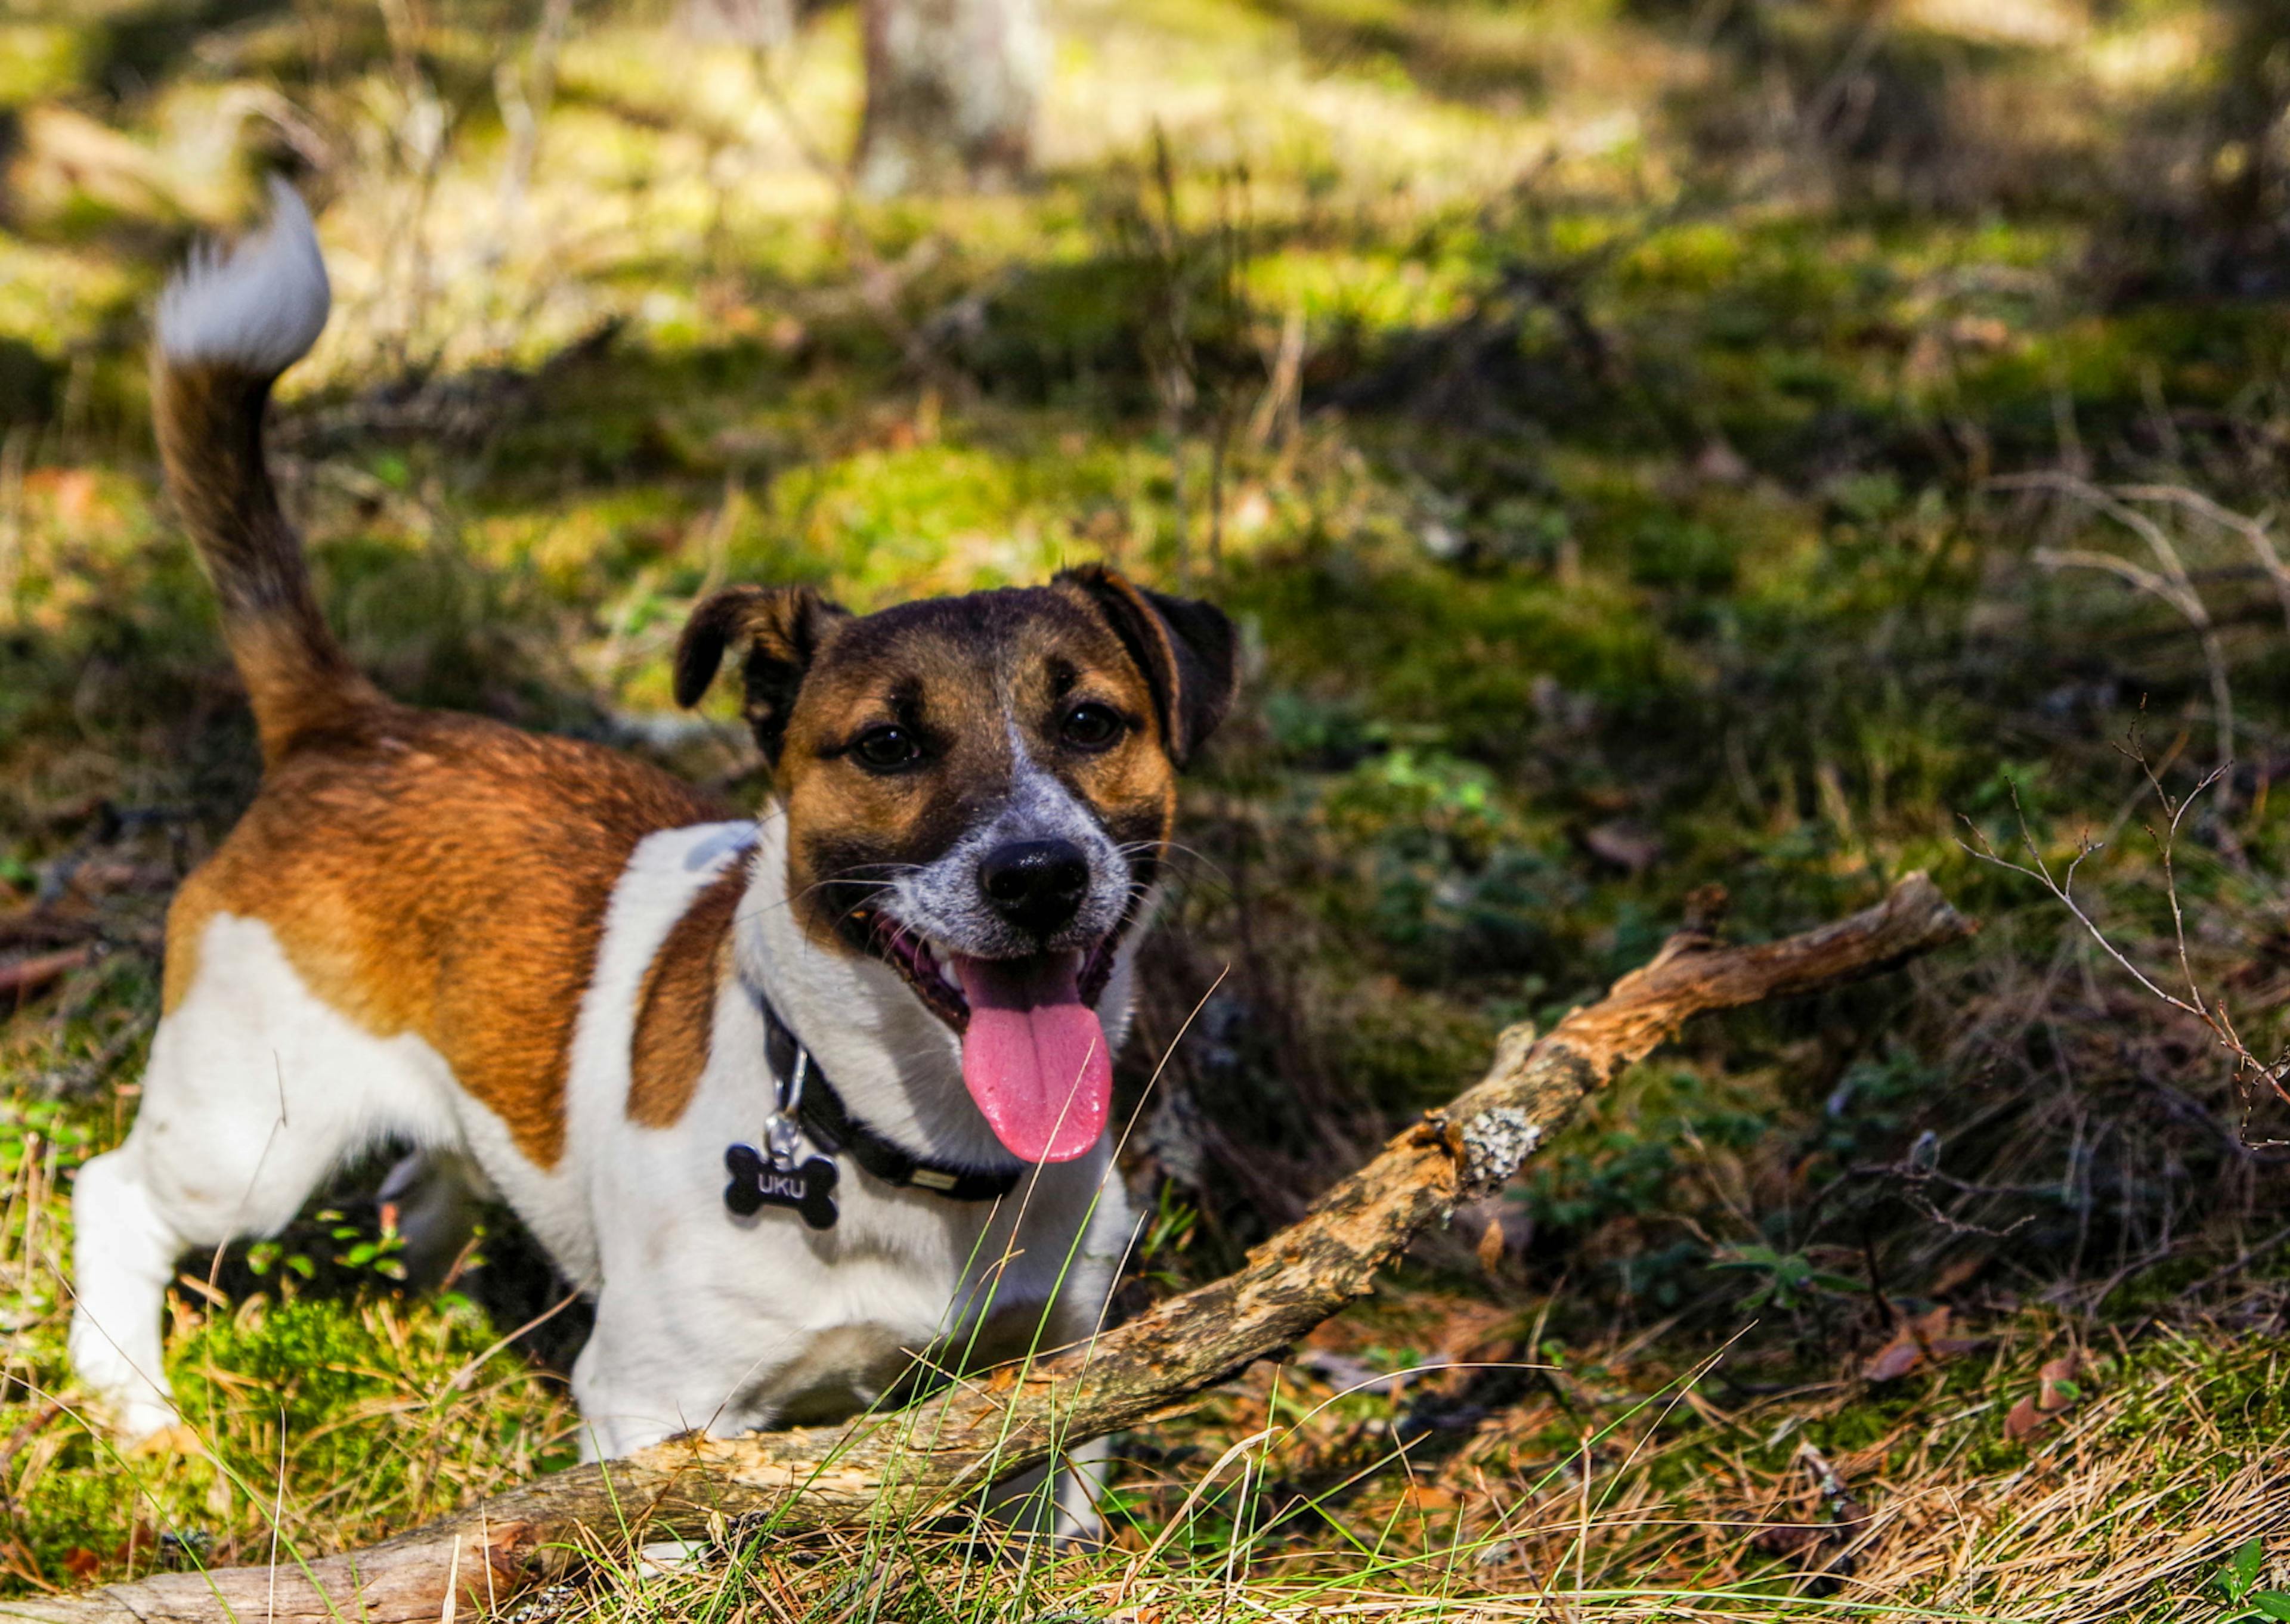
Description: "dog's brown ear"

(674, 585), (849, 762)
(1058, 564), (1238, 766)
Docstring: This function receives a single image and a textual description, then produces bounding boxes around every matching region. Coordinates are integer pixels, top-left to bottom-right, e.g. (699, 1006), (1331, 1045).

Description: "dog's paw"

(126, 1422), (203, 1459)
(637, 1539), (707, 1577)
(91, 1393), (198, 1456)
(1048, 1509), (1107, 1554)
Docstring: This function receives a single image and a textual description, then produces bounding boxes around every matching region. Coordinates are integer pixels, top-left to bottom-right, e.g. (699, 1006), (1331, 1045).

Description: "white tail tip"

(156, 176), (331, 376)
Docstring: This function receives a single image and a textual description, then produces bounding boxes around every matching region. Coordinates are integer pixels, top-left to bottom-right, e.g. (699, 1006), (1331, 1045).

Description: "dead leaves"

(1580, 819), (1661, 875)
(2004, 1352), (2086, 1440)
(1859, 1305), (1982, 1383)
(1475, 1214), (1506, 1275)
(1859, 1310), (2088, 1442)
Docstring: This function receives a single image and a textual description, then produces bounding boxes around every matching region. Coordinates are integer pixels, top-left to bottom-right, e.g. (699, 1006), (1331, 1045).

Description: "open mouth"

(846, 909), (1127, 1164)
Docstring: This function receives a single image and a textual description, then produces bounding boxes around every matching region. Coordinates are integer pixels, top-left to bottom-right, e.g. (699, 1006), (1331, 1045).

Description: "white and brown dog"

(66, 184), (1234, 1494)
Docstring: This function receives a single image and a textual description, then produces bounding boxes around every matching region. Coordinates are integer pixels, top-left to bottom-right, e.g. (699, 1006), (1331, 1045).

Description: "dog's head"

(674, 566), (1236, 1163)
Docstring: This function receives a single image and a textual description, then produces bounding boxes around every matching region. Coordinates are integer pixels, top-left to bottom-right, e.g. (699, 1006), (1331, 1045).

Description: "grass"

(7, 0), (2290, 1615)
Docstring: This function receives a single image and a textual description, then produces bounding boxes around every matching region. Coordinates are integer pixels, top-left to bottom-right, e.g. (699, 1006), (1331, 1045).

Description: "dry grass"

(438, 1303), (2290, 1622)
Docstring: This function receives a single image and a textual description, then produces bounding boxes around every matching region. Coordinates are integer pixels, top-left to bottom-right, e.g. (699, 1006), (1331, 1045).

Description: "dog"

(66, 183), (1235, 1510)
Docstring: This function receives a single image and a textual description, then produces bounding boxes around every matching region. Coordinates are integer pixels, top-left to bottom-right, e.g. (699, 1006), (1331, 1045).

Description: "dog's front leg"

(982, 1432), (1112, 1549)
(569, 1279), (784, 1460)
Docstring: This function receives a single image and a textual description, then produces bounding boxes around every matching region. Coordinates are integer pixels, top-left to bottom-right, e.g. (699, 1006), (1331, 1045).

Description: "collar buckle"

(762, 1046), (810, 1172)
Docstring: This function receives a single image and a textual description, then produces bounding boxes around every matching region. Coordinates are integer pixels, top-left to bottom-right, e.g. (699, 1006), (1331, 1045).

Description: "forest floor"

(5, 0), (2290, 1617)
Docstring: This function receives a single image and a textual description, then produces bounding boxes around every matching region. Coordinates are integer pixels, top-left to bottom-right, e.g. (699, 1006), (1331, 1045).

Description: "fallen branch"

(0, 948), (91, 1006)
(7, 874), (1973, 1624)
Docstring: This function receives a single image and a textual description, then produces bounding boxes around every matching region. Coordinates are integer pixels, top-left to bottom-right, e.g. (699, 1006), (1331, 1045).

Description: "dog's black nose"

(979, 839), (1090, 937)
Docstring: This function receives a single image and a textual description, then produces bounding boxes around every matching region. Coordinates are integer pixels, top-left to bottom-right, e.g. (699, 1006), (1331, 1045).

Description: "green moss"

(0, 25), (84, 106)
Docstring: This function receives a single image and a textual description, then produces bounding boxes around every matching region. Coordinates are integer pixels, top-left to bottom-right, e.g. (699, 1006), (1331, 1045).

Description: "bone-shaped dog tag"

(723, 1143), (839, 1230)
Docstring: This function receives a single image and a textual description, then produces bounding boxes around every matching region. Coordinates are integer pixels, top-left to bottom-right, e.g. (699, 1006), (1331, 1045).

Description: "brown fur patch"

(152, 358), (382, 761)
(627, 863), (747, 1129)
(163, 703), (728, 1166)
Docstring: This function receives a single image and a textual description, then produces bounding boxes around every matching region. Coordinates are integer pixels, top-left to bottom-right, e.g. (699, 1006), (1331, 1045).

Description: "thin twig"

(1958, 749), (2290, 1127)
(2008, 471), (2237, 779)
(2115, 484), (2290, 637)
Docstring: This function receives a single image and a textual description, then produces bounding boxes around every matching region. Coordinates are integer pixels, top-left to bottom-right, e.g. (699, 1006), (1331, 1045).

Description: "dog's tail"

(151, 178), (379, 761)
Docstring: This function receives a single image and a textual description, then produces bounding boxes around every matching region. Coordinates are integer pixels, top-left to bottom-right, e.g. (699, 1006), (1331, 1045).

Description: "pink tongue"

(952, 953), (1112, 1163)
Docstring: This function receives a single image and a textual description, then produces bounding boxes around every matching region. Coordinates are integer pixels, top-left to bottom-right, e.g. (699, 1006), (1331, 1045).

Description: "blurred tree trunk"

(855, 0), (1045, 195)
(2205, 0), (2290, 278)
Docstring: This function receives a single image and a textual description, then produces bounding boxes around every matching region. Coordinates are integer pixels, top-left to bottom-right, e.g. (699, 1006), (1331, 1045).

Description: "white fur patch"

(156, 176), (330, 375)
(70, 912), (464, 1439)
(887, 720), (1128, 961)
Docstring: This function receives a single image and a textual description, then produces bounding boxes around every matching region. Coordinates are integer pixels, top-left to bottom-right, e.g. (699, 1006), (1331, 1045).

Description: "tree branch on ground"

(1, 875), (1973, 1624)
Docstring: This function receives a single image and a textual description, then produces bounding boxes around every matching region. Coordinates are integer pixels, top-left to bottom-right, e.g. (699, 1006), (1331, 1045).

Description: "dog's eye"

(850, 726), (924, 771)
(1059, 703), (1123, 751)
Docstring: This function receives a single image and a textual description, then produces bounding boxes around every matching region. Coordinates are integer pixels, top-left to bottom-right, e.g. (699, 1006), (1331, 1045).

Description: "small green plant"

(2214, 1539), (2290, 1621)
(1133, 1179), (1200, 1289)
(320, 1208), (409, 1282)
(242, 1238), (314, 1280)
(1708, 1244), (1859, 1312)
(242, 1207), (407, 1282)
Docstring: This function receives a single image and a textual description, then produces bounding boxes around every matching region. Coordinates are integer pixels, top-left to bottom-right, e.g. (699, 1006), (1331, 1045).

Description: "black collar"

(760, 997), (1023, 1202)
